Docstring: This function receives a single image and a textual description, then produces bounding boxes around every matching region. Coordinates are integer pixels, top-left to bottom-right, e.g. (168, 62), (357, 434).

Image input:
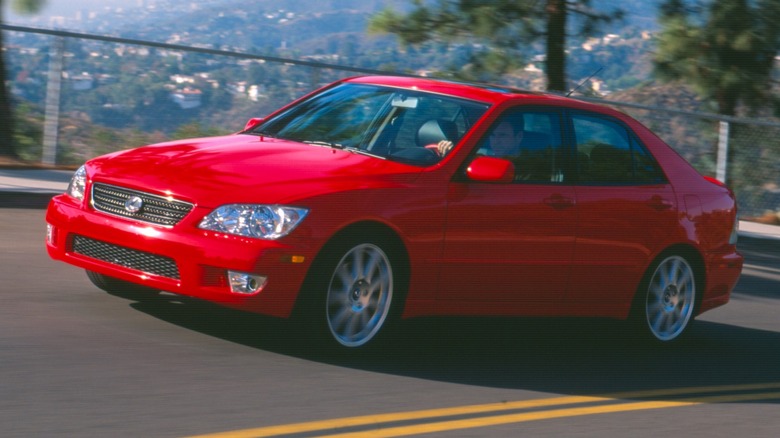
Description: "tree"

(368, 0), (621, 92)
(654, 0), (780, 116)
(0, 0), (47, 159)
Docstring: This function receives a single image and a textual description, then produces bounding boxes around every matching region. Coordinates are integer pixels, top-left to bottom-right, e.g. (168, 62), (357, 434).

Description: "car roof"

(344, 75), (613, 114)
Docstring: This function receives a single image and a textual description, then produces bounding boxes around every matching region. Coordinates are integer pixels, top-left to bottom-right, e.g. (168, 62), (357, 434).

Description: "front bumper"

(45, 194), (314, 317)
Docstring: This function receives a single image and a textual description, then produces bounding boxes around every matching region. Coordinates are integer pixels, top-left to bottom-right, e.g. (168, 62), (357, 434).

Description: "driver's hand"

(436, 140), (454, 156)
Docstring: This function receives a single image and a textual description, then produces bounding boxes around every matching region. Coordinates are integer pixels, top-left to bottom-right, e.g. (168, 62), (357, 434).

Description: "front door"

(437, 109), (576, 313)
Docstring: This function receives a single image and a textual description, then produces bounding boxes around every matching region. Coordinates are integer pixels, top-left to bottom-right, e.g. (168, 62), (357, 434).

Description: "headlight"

(66, 165), (87, 200)
(198, 204), (308, 239)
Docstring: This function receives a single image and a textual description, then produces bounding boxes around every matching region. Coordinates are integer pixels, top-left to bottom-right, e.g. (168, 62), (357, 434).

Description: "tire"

(635, 255), (697, 342)
(304, 238), (403, 349)
(85, 270), (160, 300)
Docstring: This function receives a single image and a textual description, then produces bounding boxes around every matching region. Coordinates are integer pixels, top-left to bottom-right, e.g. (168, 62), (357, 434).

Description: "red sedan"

(45, 75), (743, 348)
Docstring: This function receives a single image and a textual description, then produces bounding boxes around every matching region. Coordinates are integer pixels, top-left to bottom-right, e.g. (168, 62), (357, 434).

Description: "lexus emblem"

(124, 196), (144, 214)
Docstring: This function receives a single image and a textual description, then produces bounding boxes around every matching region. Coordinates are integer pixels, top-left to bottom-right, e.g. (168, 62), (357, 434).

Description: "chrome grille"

(72, 235), (180, 279)
(91, 183), (193, 227)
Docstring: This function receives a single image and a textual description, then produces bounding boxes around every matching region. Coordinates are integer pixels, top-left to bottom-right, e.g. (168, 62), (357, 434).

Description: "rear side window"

(572, 114), (665, 185)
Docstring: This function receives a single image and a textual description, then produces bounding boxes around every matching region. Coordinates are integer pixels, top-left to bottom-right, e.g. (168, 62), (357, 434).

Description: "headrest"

(417, 119), (457, 147)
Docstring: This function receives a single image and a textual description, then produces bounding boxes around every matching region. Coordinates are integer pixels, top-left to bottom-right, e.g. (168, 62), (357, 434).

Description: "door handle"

(647, 196), (674, 211)
(544, 194), (575, 210)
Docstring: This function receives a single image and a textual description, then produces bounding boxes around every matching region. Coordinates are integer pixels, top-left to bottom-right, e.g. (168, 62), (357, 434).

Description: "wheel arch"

(666, 243), (706, 308)
(638, 243), (706, 314)
(628, 243), (706, 343)
(294, 220), (411, 315)
(322, 220), (410, 273)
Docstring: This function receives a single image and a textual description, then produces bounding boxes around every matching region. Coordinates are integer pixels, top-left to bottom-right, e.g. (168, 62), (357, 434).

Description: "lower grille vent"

(72, 235), (180, 280)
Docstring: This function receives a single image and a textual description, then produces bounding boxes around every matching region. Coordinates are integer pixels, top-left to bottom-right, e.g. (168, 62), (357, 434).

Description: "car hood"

(88, 134), (424, 207)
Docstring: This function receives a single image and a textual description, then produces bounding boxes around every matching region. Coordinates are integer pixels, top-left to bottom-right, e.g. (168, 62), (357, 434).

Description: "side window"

(632, 136), (666, 184)
(573, 114), (665, 185)
(392, 97), (472, 149)
(366, 93), (487, 165)
(477, 109), (565, 183)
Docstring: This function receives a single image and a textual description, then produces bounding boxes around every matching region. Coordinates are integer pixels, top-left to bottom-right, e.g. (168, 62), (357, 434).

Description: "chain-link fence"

(603, 100), (780, 219)
(4, 24), (780, 218)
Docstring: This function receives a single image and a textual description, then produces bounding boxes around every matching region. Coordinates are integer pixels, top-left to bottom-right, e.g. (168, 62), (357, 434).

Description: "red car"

(45, 75), (743, 348)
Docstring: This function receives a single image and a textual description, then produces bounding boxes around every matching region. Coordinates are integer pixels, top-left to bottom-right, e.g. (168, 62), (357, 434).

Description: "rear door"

(569, 112), (677, 315)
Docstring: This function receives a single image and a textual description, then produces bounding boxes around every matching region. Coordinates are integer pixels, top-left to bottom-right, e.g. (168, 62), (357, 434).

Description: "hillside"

(8, 0), (662, 57)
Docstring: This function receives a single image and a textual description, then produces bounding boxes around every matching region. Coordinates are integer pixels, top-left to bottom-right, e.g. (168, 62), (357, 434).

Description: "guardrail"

(3, 24), (779, 217)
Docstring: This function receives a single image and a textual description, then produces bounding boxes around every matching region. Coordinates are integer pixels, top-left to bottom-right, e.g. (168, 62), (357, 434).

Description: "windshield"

(253, 83), (490, 166)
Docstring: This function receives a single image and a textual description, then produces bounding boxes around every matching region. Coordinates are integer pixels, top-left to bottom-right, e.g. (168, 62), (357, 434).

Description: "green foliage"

(12, 102), (43, 161)
(10, 0), (47, 14)
(654, 0), (780, 116)
(369, 0), (537, 82)
(369, 0), (622, 89)
(0, 0), (48, 157)
(172, 123), (226, 140)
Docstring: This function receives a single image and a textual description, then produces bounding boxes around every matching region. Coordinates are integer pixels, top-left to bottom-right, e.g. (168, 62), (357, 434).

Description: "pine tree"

(0, 0), (48, 159)
(369, 0), (621, 92)
(654, 0), (780, 116)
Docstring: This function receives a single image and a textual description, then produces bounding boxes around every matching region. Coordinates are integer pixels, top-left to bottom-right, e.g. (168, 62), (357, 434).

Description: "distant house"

(248, 84), (267, 101)
(70, 72), (95, 91)
(171, 87), (203, 109)
(170, 74), (196, 85)
(226, 81), (248, 95)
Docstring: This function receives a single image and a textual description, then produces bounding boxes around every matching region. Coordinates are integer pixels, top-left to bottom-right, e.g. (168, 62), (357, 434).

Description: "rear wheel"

(636, 255), (697, 342)
(85, 270), (160, 300)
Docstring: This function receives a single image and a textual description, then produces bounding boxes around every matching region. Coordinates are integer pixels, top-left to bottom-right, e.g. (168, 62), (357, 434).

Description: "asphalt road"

(2, 207), (779, 437)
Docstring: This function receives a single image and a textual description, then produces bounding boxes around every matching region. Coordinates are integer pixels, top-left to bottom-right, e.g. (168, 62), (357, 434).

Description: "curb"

(0, 191), (57, 209)
(0, 168), (71, 208)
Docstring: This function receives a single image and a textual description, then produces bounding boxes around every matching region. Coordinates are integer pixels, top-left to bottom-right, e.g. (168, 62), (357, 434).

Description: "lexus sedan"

(46, 75), (743, 349)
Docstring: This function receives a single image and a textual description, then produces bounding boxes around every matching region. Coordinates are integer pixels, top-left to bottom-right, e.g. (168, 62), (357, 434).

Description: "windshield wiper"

(302, 140), (384, 159)
(303, 140), (344, 149)
(343, 146), (385, 160)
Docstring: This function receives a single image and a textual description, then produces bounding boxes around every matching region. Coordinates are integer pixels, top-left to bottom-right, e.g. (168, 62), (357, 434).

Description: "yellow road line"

(186, 382), (780, 438)
(186, 395), (609, 438)
(320, 392), (780, 438)
(319, 400), (700, 438)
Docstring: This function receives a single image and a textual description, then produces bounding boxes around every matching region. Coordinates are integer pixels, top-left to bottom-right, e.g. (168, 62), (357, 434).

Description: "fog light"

(227, 271), (267, 295)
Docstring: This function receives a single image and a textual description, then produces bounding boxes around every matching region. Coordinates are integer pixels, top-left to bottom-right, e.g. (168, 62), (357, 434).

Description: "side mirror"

(466, 156), (515, 183)
(243, 117), (265, 132)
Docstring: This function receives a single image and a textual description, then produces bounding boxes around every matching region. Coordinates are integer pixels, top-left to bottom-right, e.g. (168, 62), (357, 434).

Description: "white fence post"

(716, 120), (730, 184)
(42, 36), (64, 166)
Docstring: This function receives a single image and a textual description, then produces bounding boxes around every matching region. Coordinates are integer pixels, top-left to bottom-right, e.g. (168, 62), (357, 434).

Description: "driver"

(435, 113), (525, 158)
(478, 115), (524, 158)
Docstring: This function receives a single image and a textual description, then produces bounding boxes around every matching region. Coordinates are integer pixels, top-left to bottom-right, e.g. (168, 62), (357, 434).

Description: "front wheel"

(636, 255), (697, 342)
(317, 241), (399, 349)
